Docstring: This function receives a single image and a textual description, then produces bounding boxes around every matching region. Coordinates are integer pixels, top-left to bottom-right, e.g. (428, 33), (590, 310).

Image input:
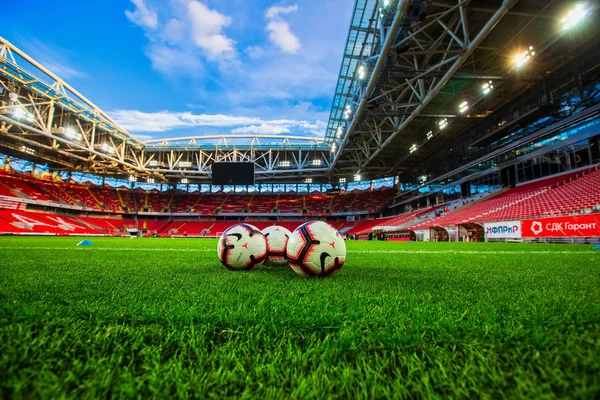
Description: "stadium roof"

(1, 0), (598, 185)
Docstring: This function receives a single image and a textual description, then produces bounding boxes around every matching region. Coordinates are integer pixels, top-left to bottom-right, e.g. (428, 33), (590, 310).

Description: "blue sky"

(2, 0), (353, 140)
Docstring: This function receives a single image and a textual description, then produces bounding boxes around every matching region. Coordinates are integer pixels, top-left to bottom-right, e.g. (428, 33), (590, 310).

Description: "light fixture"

(305, 178), (313, 183)
(409, 144), (417, 154)
(181, 178), (189, 184)
(336, 126), (343, 138)
(439, 118), (448, 130)
(147, 178), (155, 184)
(64, 127), (82, 141)
(344, 104), (352, 119)
(514, 46), (535, 68)
(357, 65), (367, 80)
(482, 80), (494, 95)
(279, 160), (290, 167)
(339, 177), (346, 183)
(426, 131), (433, 140)
(354, 174), (361, 182)
(311, 159), (322, 166)
(11, 107), (34, 122)
(561, 3), (590, 30)
(101, 143), (116, 154)
(149, 160), (159, 167)
(20, 145), (35, 155)
(458, 101), (469, 114)
(179, 161), (192, 168)
(129, 175), (137, 182)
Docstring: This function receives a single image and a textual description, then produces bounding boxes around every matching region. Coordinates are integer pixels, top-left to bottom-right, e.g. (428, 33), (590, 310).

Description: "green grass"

(1, 237), (599, 399)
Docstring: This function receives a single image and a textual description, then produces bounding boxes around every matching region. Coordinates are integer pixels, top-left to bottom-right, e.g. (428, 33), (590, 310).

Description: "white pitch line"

(0, 246), (595, 255)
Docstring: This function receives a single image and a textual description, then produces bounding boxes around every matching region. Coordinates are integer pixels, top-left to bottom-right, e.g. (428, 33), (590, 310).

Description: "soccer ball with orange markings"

(262, 225), (292, 265)
(286, 221), (346, 278)
(217, 224), (267, 270)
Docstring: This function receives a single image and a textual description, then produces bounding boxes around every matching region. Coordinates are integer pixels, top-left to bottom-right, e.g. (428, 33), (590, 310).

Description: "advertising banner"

(522, 214), (600, 237)
(484, 221), (522, 239)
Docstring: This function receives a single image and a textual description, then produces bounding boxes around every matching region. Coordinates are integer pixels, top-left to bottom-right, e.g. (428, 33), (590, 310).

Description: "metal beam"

(360, 0), (517, 169)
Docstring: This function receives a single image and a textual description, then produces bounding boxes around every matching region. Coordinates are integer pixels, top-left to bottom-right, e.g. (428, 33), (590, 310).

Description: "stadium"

(1, 0), (599, 397)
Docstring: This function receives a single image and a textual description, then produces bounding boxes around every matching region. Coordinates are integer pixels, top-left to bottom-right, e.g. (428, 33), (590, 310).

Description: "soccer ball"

(217, 223), (267, 270)
(286, 221), (346, 278)
(262, 225), (292, 265)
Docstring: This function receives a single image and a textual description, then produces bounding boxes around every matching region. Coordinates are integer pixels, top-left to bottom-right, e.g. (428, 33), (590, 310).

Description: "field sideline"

(1, 237), (599, 398)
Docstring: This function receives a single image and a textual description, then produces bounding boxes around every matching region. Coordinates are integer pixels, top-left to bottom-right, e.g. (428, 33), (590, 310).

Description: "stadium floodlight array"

(354, 174), (361, 182)
(100, 143), (116, 154)
(128, 175), (137, 182)
(514, 46), (535, 68)
(20, 145), (35, 155)
(344, 104), (352, 120)
(147, 178), (155, 184)
(561, 3), (590, 30)
(64, 127), (82, 141)
(149, 160), (159, 167)
(410, 144), (417, 154)
(339, 177), (346, 183)
(331, 143), (337, 153)
(305, 178), (312, 183)
(279, 160), (291, 167)
(336, 126), (343, 138)
(178, 161), (192, 168)
(438, 118), (448, 130)
(180, 178), (189, 184)
(458, 101), (469, 114)
(311, 159), (322, 166)
(426, 131), (433, 140)
(482, 80), (494, 95)
(11, 107), (34, 122)
(357, 65), (367, 80)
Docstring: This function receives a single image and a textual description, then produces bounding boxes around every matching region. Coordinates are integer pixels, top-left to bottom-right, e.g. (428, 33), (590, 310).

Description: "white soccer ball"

(262, 225), (292, 265)
(217, 223), (267, 270)
(286, 221), (346, 278)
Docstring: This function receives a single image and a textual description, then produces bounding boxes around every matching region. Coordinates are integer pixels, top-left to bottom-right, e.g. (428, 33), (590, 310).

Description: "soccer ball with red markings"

(262, 225), (292, 265)
(286, 221), (346, 278)
(217, 224), (267, 270)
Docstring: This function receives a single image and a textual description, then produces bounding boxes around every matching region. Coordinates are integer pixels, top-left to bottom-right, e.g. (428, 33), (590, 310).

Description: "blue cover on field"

(594, 244), (600, 250)
(77, 240), (93, 247)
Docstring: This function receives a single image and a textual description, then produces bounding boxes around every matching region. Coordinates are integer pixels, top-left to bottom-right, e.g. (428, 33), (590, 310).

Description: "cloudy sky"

(3, 0), (353, 140)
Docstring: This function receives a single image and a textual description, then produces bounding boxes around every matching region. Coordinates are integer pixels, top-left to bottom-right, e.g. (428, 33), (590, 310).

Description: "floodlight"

(426, 131), (433, 140)
(354, 174), (361, 182)
(514, 46), (535, 68)
(339, 177), (346, 183)
(101, 143), (116, 153)
(409, 144), (417, 153)
(561, 3), (590, 30)
(181, 178), (189, 184)
(482, 80), (494, 95)
(20, 145), (35, 155)
(439, 118), (448, 130)
(311, 159), (322, 166)
(179, 161), (192, 168)
(458, 101), (469, 114)
(11, 107), (34, 122)
(149, 160), (159, 167)
(129, 175), (137, 182)
(305, 178), (313, 183)
(357, 65), (367, 80)
(331, 143), (337, 153)
(336, 126), (343, 138)
(279, 160), (290, 167)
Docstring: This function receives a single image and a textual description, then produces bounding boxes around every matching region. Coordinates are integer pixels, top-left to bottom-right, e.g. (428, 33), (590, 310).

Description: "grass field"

(1, 237), (599, 399)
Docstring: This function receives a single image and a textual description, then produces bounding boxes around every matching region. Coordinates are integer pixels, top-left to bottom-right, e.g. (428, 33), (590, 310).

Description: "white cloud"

(265, 4), (300, 54)
(265, 4), (299, 19)
(187, 1), (236, 59)
(110, 109), (325, 137)
(125, 0), (158, 30)
(244, 45), (266, 60)
(145, 44), (203, 77)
